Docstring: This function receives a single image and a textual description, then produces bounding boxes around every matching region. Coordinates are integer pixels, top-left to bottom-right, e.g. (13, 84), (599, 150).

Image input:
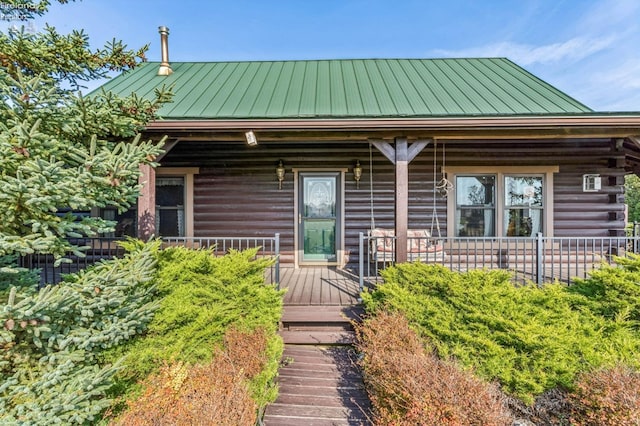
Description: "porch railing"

(161, 235), (280, 287)
(20, 234), (280, 287)
(19, 237), (127, 287)
(359, 232), (640, 291)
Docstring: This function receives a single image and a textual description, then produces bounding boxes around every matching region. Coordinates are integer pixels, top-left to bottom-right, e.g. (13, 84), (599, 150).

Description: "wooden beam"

(407, 139), (432, 163)
(370, 138), (431, 164)
(369, 139), (396, 164)
(629, 136), (640, 148)
(395, 137), (408, 264)
(137, 164), (156, 241)
(156, 138), (179, 161)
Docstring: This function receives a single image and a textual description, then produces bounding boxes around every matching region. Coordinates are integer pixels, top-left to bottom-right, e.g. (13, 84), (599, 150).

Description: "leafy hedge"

(361, 262), (640, 405)
(104, 246), (284, 420)
(1, 242), (284, 425)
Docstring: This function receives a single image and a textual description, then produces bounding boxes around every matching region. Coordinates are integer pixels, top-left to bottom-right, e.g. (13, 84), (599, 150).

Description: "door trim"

(293, 168), (347, 268)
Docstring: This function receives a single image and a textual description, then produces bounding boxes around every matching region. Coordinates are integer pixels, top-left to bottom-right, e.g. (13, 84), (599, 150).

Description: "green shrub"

(0, 240), (160, 425)
(113, 327), (273, 426)
(569, 253), (640, 325)
(362, 263), (640, 404)
(570, 365), (640, 425)
(103, 246), (284, 416)
(355, 310), (512, 425)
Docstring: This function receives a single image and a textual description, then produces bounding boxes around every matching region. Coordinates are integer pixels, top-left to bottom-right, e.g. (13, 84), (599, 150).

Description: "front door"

(299, 173), (341, 264)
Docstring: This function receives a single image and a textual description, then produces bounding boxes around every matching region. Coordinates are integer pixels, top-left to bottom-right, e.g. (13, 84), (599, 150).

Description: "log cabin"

(87, 27), (640, 290)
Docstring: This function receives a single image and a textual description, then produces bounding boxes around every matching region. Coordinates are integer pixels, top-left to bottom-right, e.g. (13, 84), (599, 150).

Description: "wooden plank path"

(278, 267), (364, 306)
(263, 345), (372, 426)
(264, 303), (372, 425)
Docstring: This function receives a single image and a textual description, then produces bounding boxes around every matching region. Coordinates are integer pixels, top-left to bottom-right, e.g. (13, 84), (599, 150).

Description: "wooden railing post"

(137, 164), (156, 241)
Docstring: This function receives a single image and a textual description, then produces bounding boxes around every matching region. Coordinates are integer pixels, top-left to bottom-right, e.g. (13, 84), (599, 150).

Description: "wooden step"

(264, 345), (372, 425)
(281, 305), (365, 323)
(279, 330), (355, 345)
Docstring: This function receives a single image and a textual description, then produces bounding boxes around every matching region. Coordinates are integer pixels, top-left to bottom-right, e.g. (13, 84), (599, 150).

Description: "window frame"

(156, 167), (199, 238)
(445, 166), (558, 238)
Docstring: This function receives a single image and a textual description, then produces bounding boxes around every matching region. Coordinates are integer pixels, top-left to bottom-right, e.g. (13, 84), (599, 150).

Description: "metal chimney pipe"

(157, 26), (173, 76)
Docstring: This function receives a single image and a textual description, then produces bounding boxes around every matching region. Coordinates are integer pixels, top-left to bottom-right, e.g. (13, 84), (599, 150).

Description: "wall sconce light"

(353, 160), (363, 189)
(276, 160), (285, 189)
(245, 130), (257, 146)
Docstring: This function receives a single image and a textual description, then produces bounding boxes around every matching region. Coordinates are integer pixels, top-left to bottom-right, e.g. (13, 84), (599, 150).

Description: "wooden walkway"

(263, 345), (372, 426)
(278, 267), (364, 306)
(263, 274), (373, 425)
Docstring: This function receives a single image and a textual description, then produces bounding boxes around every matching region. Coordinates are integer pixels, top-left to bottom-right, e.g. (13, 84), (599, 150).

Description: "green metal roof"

(96, 58), (593, 120)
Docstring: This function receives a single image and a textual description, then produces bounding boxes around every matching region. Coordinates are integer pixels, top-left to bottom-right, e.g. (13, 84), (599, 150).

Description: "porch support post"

(369, 137), (432, 264)
(395, 137), (409, 264)
(137, 164), (156, 241)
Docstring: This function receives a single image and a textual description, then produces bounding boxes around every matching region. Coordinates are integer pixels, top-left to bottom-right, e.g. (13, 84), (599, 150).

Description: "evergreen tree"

(0, 2), (171, 423)
(0, 0), (172, 260)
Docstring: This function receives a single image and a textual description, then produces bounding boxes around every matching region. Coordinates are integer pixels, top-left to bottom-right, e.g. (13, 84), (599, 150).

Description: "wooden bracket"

(369, 138), (432, 164)
(156, 138), (180, 162)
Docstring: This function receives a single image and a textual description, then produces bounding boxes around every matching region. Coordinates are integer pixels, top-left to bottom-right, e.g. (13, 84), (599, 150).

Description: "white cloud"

(432, 35), (617, 66)
(577, 0), (640, 33)
(594, 60), (640, 90)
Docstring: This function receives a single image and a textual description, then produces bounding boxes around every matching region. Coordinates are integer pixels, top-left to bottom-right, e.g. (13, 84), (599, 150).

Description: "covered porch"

(277, 266), (364, 306)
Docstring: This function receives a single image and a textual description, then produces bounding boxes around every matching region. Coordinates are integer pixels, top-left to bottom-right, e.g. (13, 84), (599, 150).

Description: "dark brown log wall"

(160, 137), (626, 265)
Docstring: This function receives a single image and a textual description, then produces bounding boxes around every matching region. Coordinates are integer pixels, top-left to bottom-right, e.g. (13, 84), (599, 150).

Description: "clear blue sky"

(4, 0), (640, 111)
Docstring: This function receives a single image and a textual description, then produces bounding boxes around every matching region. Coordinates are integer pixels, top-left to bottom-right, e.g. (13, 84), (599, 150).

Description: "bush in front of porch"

(101, 246), (284, 424)
(360, 262), (640, 424)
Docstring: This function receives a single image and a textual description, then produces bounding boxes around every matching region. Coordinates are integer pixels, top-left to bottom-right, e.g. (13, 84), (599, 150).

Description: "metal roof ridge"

(140, 57), (513, 65)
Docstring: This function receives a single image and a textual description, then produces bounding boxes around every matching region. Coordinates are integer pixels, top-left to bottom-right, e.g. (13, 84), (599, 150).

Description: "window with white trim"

(156, 176), (185, 237)
(155, 167), (199, 238)
(447, 167), (556, 237)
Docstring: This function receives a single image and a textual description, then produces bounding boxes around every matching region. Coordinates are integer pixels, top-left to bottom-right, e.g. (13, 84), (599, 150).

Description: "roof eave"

(144, 115), (640, 140)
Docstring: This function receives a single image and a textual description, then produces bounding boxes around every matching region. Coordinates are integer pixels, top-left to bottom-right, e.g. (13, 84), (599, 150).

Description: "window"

(455, 175), (495, 237)
(447, 167), (557, 237)
(504, 176), (543, 237)
(156, 176), (185, 237)
(154, 167), (199, 238)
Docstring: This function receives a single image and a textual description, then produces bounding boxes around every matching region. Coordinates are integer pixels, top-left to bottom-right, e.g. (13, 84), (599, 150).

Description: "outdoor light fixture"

(245, 130), (258, 146)
(353, 160), (363, 189)
(276, 160), (285, 189)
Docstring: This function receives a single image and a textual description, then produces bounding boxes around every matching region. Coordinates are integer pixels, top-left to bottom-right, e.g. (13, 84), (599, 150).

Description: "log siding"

(159, 138), (627, 266)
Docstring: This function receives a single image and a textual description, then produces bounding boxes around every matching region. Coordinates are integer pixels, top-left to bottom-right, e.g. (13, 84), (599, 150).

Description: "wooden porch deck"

(278, 267), (366, 306)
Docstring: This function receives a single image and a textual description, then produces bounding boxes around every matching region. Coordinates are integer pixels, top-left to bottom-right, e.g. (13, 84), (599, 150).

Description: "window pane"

(156, 176), (185, 237)
(505, 208), (542, 236)
(456, 176), (495, 206)
(157, 209), (184, 237)
(457, 208), (495, 236)
(455, 175), (495, 236)
(304, 177), (336, 218)
(303, 219), (336, 260)
(505, 176), (543, 207)
(157, 177), (185, 207)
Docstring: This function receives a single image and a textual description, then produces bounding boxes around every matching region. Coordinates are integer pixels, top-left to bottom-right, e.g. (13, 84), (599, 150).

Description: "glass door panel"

(300, 174), (339, 262)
